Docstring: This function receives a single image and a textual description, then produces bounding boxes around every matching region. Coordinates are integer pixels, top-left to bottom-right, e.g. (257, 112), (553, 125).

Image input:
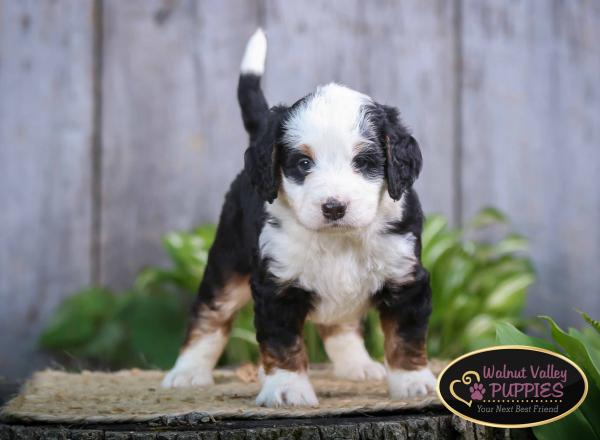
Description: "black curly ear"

(381, 106), (422, 201)
(243, 108), (285, 203)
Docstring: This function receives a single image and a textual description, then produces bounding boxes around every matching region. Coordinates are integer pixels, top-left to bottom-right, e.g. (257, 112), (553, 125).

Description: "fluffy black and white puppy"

(162, 29), (437, 407)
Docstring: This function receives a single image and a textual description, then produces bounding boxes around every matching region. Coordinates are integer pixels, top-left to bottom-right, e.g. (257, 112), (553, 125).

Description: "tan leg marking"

(380, 316), (428, 371)
(380, 316), (436, 398)
(260, 337), (308, 375)
(184, 274), (251, 348)
(257, 337), (316, 407)
(162, 274), (251, 388)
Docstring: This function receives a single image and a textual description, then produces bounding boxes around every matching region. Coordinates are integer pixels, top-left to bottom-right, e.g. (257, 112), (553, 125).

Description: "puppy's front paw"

(256, 369), (319, 407)
(387, 368), (437, 399)
(334, 358), (386, 381)
(161, 366), (213, 388)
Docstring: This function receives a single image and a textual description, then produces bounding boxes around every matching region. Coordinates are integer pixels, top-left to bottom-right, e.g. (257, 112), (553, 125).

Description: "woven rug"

(1, 362), (444, 424)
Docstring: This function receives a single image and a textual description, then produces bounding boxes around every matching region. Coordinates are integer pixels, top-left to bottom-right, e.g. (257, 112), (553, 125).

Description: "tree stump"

(0, 411), (534, 439)
(0, 375), (534, 439)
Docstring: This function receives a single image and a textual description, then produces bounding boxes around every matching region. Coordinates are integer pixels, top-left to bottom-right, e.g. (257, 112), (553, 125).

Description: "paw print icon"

(470, 383), (486, 400)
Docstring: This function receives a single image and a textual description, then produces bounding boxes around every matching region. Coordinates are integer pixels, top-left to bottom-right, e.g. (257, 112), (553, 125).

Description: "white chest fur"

(259, 202), (418, 324)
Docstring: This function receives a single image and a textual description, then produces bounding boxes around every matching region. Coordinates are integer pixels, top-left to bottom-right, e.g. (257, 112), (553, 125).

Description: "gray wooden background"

(1, 0), (599, 380)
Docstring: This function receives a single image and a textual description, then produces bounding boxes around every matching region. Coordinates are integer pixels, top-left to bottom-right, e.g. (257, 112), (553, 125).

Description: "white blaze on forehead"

(276, 83), (383, 231)
(283, 83), (374, 156)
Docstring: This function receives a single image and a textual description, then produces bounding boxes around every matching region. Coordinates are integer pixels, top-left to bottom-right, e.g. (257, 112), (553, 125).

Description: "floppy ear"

(243, 108), (284, 203)
(381, 106), (422, 201)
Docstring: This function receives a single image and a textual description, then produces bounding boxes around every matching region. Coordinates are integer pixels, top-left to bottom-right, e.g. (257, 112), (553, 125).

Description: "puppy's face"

(245, 83), (422, 231)
(279, 85), (384, 230)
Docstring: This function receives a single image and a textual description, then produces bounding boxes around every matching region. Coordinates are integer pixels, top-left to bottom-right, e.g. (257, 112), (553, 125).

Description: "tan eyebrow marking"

(353, 142), (370, 153)
(299, 144), (315, 160)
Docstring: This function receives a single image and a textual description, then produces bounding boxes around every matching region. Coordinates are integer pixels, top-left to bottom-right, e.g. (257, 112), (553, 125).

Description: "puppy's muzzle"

(321, 198), (347, 221)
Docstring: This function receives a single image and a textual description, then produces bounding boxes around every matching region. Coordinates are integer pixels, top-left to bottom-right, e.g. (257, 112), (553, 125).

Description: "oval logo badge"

(437, 345), (588, 428)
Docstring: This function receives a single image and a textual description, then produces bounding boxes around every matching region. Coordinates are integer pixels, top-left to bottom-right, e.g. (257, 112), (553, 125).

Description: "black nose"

(321, 198), (347, 221)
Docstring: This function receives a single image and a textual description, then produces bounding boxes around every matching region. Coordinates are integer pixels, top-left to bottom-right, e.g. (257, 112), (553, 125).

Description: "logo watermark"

(437, 346), (588, 428)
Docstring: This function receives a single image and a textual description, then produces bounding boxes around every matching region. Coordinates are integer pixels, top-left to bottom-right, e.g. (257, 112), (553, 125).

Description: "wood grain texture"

(1, 0), (600, 382)
(361, 0), (458, 220)
(0, 414), (533, 439)
(100, 0), (259, 289)
(460, 0), (600, 322)
(0, 0), (95, 378)
(263, 0), (366, 100)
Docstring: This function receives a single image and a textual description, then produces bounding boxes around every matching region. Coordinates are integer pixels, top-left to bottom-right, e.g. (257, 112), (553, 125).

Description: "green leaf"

(134, 267), (188, 292)
(494, 233), (530, 255)
(576, 376), (600, 437)
(485, 274), (534, 313)
(533, 410), (598, 440)
(540, 316), (600, 390)
(495, 322), (556, 351)
(221, 303), (259, 365)
(40, 288), (116, 348)
(304, 322), (327, 363)
(122, 292), (186, 369)
(469, 207), (508, 228)
(495, 320), (600, 435)
(230, 328), (258, 345)
(497, 316), (600, 439)
(570, 327), (600, 353)
(464, 315), (494, 338)
(465, 257), (533, 296)
(422, 214), (448, 248)
(422, 233), (459, 269)
(364, 309), (385, 361)
(194, 224), (217, 246)
(425, 208), (534, 359)
(79, 321), (126, 361)
(578, 310), (600, 335)
(531, 316), (600, 438)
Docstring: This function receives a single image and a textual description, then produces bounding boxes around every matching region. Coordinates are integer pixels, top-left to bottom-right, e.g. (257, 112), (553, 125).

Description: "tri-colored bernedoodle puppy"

(163, 29), (437, 407)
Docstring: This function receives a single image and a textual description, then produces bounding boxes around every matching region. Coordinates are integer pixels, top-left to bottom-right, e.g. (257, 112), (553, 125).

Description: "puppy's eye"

(353, 155), (375, 171)
(298, 157), (314, 172)
(354, 157), (369, 170)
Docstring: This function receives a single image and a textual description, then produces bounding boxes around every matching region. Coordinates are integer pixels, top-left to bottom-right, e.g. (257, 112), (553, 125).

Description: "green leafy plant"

(41, 208), (533, 369)
(424, 208), (534, 358)
(496, 312), (600, 440)
(40, 227), (216, 369)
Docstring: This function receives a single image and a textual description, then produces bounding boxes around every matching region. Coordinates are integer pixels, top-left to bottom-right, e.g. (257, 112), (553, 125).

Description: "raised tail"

(238, 28), (269, 139)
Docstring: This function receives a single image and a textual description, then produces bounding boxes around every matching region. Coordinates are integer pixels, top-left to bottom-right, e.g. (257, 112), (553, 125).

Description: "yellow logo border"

(436, 345), (589, 429)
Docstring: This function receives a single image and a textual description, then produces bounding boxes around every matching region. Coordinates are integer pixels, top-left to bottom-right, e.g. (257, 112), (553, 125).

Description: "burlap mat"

(1, 362), (444, 424)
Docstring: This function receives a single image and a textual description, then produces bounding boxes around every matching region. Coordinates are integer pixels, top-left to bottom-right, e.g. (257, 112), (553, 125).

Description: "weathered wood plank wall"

(0, 0), (598, 379)
(100, 0), (258, 289)
(460, 0), (600, 322)
(0, 0), (95, 379)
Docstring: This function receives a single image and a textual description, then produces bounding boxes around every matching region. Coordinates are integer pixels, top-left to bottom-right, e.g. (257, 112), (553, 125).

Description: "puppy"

(162, 29), (437, 407)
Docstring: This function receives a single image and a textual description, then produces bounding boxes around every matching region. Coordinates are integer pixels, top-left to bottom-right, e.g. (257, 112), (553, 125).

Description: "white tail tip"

(240, 28), (267, 75)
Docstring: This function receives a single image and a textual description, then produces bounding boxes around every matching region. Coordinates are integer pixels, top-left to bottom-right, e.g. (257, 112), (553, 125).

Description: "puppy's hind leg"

(317, 320), (386, 381)
(162, 265), (251, 388)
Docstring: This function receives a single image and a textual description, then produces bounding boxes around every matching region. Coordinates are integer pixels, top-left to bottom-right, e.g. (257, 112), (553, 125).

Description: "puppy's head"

(245, 83), (422, 231)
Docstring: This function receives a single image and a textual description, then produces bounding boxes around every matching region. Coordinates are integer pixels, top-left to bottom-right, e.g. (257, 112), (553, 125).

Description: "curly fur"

(163, 29), (435, 406)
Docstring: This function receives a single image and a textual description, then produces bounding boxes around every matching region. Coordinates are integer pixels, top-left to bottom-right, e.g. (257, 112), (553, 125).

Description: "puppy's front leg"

(317, 321), (385, 381)
(375, 266), (437, 399)
(252, 274), (318, 407)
